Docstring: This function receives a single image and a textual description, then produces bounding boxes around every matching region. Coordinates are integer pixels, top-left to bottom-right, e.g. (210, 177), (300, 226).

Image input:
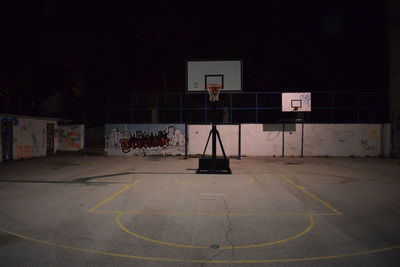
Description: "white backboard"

(282, 92), (312, 112)
(186, 60), (242, 92)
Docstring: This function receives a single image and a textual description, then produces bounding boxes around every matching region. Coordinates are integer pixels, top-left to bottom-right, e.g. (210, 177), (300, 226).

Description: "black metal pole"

(216, 130), (227, 158)
(282, 121), (285, 157)
(202, 130), (213, 158)
(185, 123), (188, 159)
(197, 96), (231, 174)
(301, 122), (304, 157)
(238, 124), (241, 160)
(212, 102), (217, 160)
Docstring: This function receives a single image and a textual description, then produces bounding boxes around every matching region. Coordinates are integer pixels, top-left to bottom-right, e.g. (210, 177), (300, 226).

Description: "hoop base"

(196, 158), (231, 174)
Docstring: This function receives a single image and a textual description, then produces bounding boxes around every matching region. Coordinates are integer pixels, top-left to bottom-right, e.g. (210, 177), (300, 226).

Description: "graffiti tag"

(119, 130), (171, 153)
(300, 94), (311, 106)
(361, 140), (377, 151)
(58, 126), (83, 151)
(17, 145), (33, 158)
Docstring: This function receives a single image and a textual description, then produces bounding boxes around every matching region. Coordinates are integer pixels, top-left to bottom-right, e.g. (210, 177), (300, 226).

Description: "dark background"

(0, 1), (389, 122)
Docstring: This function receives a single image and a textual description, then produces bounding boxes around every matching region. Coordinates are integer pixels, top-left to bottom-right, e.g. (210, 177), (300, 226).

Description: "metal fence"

(0, 91), (389, 125)
(80, 91), (389, 125)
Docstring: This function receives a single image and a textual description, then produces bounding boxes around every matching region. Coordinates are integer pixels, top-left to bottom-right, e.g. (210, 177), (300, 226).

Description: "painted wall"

(13, 118), (56, 159)
(0, 116), (57, 160)
(105, 124), (185, 156)
(241, 124), (288, 156)
(57, 125), (84, 151)
(303, 124), (386, 157)
(187, 125), (239, 156)
(187, 123), (391, 157)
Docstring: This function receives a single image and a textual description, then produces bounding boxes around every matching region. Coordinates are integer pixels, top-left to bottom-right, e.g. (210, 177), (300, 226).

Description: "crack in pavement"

(223, 198), (236, 258)
(201, 198), (235, 267)
(201, 250), (225, 267)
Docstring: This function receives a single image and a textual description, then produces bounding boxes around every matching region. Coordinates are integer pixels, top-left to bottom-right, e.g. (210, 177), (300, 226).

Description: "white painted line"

(200, 194), (226, 196)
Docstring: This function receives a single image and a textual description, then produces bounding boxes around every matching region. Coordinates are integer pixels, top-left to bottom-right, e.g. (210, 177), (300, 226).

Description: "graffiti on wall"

(58, 125), (84, 151)
(119, 130), (171, 153)
(361, 129), (378, 152)
(17, 145), (33, 158)
(105, 124), (185, 156)
(14, 119), (50, 159)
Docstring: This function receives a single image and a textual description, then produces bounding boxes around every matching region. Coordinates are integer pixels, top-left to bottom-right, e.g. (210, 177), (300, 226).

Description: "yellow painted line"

(116, 212), (207, 249)
(279, 174), (342, 215)
(88, 180), (140, 213)
(93, 210), (144, 215)
(0, 227), (185, 263)
(93, 209), (338, 216)
(1, 226), (399, 263)
(150, 211), (336, 217)
(174, 176), (254, 187)
(203, 245), (400, 263)
(115, 213), (314, 250)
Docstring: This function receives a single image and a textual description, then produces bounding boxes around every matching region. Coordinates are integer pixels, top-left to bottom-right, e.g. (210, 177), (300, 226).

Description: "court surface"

(0, 155), (399, 266)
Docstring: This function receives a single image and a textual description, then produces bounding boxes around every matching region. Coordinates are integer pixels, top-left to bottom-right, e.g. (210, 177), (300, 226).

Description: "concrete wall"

(13, 118), (56, 160)
(303, 124), (389, 157)
(57, 125), (84, 151)
(105, 124), (185, 156)
(0, 116), (58, 161)
(188, 123), (391, 157)
(187, 124), (239, 156)
(241, 124), (283, 156)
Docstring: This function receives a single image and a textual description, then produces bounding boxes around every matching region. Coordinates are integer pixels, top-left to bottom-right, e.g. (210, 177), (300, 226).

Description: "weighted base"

(196, 158), (232, 174)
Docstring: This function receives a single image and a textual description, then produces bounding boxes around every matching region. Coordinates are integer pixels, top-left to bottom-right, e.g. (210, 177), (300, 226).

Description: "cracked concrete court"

(0, 155), (400, 266)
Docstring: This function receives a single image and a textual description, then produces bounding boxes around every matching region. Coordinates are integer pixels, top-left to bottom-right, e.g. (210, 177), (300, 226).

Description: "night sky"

(0, 1), (388, 99)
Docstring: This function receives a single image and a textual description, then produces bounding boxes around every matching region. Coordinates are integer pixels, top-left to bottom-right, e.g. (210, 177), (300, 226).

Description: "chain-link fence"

(81, 91), (389, 125)
(1, 91), (389, 125)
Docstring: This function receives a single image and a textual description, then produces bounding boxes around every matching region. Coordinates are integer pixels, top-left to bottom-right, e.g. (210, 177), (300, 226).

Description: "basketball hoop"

(207, 85), (222, 102)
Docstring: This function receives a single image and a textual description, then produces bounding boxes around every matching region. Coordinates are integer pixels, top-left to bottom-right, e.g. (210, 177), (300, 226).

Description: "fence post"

(238, 123), (241, 159)
(282, 121), (285, 157)
(180, 93), (183, 123)
(356, 93), (360, 123)
(330, 93), (334, 123)
(131, 94), (135, 123)
(106, 95), (110, 124)
(255, 93), (259, 123)
(301, 122), (304, 157)
(185, 123), (188, 159)
(204, 93), (208, 123)
(230, 93), (233, 123)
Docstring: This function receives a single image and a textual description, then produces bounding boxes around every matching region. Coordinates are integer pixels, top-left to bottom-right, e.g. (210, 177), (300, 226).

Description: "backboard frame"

(205, 74), (224, 90)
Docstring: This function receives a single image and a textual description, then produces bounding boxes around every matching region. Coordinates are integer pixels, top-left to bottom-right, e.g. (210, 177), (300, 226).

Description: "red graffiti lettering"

(119, 134), (171, 153)
(119, 138), (132, 153)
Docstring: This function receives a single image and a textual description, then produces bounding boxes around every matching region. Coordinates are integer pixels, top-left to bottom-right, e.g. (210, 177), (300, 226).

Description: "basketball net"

(207, 85), (222, 102)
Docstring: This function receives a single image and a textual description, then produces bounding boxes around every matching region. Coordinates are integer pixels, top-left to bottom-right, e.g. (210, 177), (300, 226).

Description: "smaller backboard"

(282, 92), (311, 112)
